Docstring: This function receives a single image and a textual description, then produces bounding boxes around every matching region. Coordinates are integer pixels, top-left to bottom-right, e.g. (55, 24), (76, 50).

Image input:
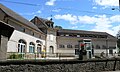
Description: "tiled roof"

(58, 29), (107, 35)
(0, 4), (43, 33)
(58, 29), (117, 39)
(34, 16), (49, 28)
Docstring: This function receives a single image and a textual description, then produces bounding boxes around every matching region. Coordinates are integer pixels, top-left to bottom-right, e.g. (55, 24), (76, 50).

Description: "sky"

(0, 0), (120, 36)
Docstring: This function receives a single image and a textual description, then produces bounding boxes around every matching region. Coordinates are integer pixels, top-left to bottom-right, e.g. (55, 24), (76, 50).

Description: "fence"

(7, 52), (77, 60)
(7, 52), (120, 60)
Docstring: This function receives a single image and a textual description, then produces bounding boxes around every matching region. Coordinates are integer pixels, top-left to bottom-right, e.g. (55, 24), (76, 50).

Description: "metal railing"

(7, 52), (77, 60)
(7, 52), (120, 60)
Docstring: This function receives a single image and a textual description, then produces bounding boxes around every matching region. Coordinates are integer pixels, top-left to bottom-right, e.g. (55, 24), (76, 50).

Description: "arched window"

(37, 44), (42, 54)
(49, 46), (54, 54)
(18, 39), (26, 53)
(29, 42), (35, 53)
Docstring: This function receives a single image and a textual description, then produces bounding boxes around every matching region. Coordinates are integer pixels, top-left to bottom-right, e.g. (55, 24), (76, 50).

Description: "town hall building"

(0, 4), (118, 60)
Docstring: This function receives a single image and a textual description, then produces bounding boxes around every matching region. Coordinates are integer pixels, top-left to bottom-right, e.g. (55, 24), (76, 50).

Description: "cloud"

(71, 26), (78, 29)
(78, 14), (119, 35)
(110, 15), (120, 22)
(52, 9), (61, 12)
(78, 15), (97, 24)
(93, 0), (119, 8)
(45, 0), (56, 6)
(54, 14), (78, 24)
(54, 14), (120, 36)
(92, 6), (97, 9)
(20, 10), (41, 16)
(36, 10), (41, 13)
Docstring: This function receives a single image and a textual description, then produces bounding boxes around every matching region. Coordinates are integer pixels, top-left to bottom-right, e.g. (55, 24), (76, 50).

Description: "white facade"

(46, 29), (57, 54)
(7, 30), (45, 53)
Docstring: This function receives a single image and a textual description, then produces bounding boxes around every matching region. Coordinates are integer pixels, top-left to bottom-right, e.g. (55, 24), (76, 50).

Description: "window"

(59, 45), (65, 48)
(67, 45), (72, 48)
(32, 32), (34, 36)
(75, 45), (79, 48)
(49, 46), (54, 54)
(66, 34), (69, 36)
(29, 42), (35, 53)
(37, 44), (42, 53)
(23, 28), (25, 32)
(60, 34), (64, 36)
(77, 35), (80, 37)
(85, 43), (91, 50)
(39, 35), (41, 38)
(18, 39), (26, 53)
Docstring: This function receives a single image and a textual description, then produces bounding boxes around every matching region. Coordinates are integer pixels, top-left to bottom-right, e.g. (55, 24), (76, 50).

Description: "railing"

(7, 52), (77, 60)
(7, 52), (120, 60)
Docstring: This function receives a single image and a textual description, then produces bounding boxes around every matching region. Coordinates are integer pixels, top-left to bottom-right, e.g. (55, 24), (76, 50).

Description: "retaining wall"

(0, 58), (120, 72)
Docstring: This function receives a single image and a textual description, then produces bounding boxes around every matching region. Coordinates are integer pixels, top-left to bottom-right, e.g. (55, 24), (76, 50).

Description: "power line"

(58, 7), (114, 16)
(1, 0), (115, 16)
(0, 0), (41, 6)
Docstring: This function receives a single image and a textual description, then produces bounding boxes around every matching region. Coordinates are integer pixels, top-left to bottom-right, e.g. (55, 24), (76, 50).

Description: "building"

(31, 16), (117, 59)
(0, 4), (46, 59)
(0, 4), (118, 60)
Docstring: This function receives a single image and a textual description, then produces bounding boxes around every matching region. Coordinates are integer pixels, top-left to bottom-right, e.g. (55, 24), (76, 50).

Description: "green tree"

(117, 30), (120, 53)
(55, 26), (62, 29)
(117, 39), (120, 53)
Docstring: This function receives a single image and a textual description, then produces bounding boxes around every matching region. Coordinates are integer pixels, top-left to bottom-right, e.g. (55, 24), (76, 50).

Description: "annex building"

(0, 4), (118, 60)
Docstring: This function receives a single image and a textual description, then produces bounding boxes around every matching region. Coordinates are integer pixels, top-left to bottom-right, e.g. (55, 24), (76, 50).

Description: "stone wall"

(0, 59), (120, 72)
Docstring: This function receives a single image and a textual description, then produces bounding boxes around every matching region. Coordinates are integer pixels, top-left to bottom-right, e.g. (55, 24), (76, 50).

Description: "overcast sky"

(1, 0), (120, 36)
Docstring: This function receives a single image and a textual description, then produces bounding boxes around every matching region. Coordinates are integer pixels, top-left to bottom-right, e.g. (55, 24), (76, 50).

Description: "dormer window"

(66, 34), (69, 36)
(77, 35), (80, 37)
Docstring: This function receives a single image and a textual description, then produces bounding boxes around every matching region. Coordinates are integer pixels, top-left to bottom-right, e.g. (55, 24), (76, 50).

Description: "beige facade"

(0, 4), (118, 59)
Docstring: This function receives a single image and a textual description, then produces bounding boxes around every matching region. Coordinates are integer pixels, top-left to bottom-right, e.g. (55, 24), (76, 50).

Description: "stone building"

(0, 4), (118, 60)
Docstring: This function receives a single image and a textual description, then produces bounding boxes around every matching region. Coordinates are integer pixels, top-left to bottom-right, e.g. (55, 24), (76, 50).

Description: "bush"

(9, 53), (24, 59)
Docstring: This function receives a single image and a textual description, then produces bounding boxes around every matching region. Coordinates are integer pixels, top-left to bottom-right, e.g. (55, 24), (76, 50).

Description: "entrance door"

(85, 43), (92, 59)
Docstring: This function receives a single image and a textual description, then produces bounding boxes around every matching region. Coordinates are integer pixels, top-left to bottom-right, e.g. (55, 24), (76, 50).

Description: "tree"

(55, 26), (62, 29)
(117, 30), (120, 53)
(117, 39), (120, 53)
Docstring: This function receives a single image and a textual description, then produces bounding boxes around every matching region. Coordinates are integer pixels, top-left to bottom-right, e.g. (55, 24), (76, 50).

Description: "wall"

(7, 30), (45, 53)
(0, 9), (5, 21)
(0, 59), (120, 72)
(57, 36), (117, 57)
(0, 35), (8, 60)
(46, 29), (57, 54)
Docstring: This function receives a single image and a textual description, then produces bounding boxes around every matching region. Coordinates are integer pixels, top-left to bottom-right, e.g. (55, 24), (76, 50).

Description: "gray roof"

(0, 4), (43, 33)
(58, 29), (107, 35)
(58, 29), (117, 39)
(34, 16), (49, 28)
(33, 16), (54, 28)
